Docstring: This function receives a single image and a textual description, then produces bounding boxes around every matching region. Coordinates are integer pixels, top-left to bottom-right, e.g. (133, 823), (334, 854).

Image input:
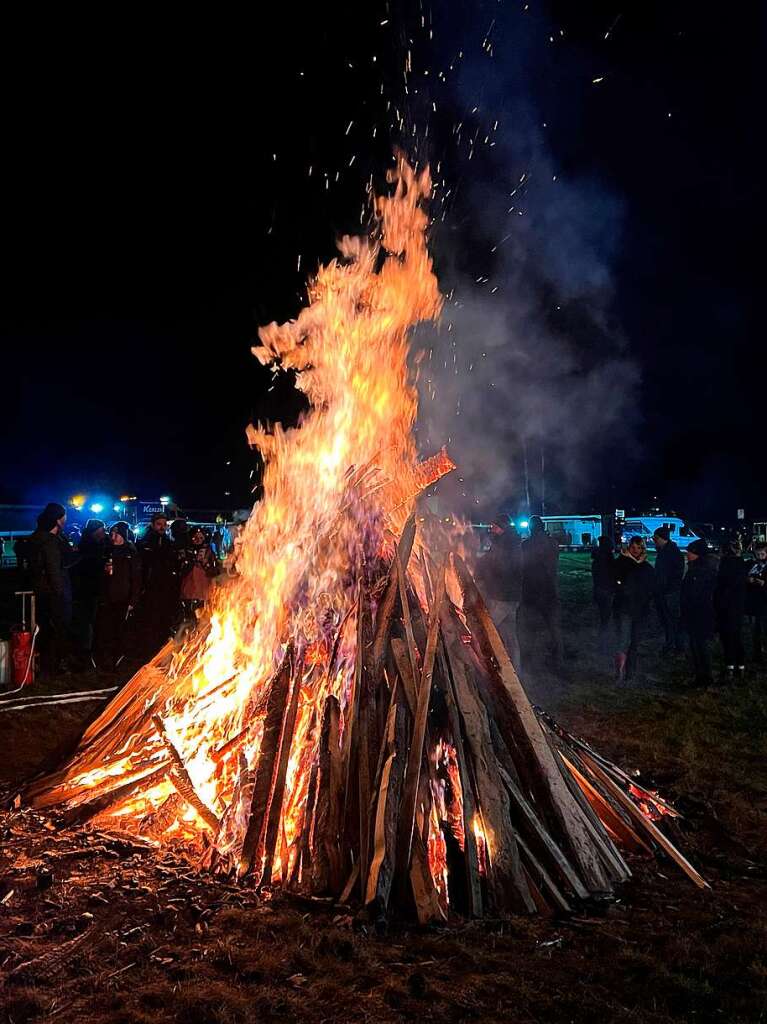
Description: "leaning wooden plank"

(60, 763), (170, 826)
(396, 563), (445, 873)
(365, 693), (408, 912)
(578, 753), (710, 890)
(454, 555), (616, 893)
(436, 637), (483, 918)
(371, 514), (416, 678)
(259, 666), (303, 888)
(515, 832), (572, 913)
(238, 648), (293, 875)
(311, 696), (344, 894)
(152, 714), (221, 833)
(409, 828), (446, 925)
(559, 753), (650, 854)
(357, 598), (374, 889)
(440, 606), (535, 914)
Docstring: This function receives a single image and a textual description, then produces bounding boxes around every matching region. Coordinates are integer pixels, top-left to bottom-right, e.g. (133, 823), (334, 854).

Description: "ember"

(24, 156), (707, 919)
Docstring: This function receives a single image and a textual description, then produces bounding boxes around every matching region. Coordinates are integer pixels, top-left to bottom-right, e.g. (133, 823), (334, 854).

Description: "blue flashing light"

(518, 519), (529, 529)
(90, 503), (104, 514)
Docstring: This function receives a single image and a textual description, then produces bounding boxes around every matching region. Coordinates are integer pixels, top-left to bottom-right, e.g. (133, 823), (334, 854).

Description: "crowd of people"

(23, 503), (223, 676)
(479, 515), (767, 688)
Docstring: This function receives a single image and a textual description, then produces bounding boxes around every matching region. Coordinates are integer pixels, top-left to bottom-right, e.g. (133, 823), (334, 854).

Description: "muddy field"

(2, 555), (767, 1023)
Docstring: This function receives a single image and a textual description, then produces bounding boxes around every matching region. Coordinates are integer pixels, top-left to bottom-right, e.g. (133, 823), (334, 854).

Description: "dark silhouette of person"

(521, 515), (563, 666)
(137, 513), (180, 657)
(477, 513), (523, 669)
(71, 518), (108, 664)
(591, 535), (616, 654)
(680, 539), (717, 687)
(613, 536), (655, 683)
(94, 522), (142, 672)
(28, 502), (77, 674)
(715, 537), (748, 680)
(652, 526), (685, 654)
(745, 541), (767, 664)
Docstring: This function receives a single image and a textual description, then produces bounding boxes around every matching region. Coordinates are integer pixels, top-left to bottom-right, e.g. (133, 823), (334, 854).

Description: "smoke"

(406, 1), (640, 518)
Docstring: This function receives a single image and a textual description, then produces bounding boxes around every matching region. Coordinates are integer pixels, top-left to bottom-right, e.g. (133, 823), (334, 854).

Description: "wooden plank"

(311, 696), (344, 895)
(578, 753), (710, 890)
(396, 562), (445, 873)
(259, 663), (303, 888)
(436, 637), (483, 918)
(515, 833), (572, 913)
(60, 763), (170, 826)
(357, 598), (374, 889)
(238, 647), (293, 876)
(365, 694), (408, 912)
(439, 605), (535, 914)
(559, 754), (650, 855)
(453, 555), (618, 893)
(152, 714), (220, 832)
(371, 515), (416, 678)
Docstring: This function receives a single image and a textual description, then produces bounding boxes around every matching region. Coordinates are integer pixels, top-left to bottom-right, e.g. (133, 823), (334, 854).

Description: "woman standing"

(180, 526), (220, 621)
(94, 522), (142, 672)
(613, 536), (655, 683)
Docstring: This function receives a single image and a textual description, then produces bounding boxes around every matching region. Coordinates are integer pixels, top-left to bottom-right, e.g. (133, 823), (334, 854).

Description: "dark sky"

(0, 3), (759, 523)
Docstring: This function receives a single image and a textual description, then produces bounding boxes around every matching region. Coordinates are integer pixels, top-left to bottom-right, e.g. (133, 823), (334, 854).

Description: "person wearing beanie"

(477, 513), (523, 670)
(680, 539), (717, 687)
(137, 512), (181, 657)
(28, 501), (76, 674)
(653, 525), (685, 655)
(93, 522), (142, 672)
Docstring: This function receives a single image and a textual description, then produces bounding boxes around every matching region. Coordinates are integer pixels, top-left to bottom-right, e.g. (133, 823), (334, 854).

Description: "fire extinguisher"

(10, 591), (38, 688)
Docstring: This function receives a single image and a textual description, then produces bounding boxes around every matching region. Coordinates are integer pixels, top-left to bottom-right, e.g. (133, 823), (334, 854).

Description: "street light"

(90, 503), (104, 514)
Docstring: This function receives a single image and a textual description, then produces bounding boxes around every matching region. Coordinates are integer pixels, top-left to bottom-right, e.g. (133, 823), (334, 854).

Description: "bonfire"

(25, 156), (707, 921)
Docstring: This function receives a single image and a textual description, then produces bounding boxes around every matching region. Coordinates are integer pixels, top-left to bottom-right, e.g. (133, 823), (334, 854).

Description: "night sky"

(0, 3), (758, 524)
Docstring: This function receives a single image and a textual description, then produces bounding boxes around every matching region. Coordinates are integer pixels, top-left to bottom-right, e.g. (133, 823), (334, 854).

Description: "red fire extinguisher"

(10, 591), (37, 687)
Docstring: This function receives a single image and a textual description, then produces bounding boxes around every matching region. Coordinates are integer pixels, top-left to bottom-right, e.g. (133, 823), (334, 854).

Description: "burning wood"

(21, 156), (707, 919)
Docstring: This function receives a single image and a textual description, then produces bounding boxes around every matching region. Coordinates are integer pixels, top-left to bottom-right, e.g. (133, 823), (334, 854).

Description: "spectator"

(137, 513), (181, 657)
(94, 522), (142, 672)
(180, 526), (220, 621)
(745, 541), (767, 665)
(28, 502), (76, 675)
(653, 526), (685, 655)
(680, 539), (717, 687)
(71, 518), (107, 665)
(521, 515), (563, 666)
(716, 537), (748, 681)
(613, 536), (655, 683)
(591, 536), (616, 653)
(477, 514), (523, 669)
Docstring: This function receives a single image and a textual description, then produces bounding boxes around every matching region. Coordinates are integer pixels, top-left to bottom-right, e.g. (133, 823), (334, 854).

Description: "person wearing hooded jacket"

(28, 502), (77, 674)
(94, 522), (142, 671)
(680, 538), (717, 687)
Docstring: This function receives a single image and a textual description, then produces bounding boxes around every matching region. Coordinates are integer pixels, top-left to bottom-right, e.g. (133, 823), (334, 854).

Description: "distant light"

(160, 496), (171, 504)
(519, 520), (529, 529)
(90, 503), (104, 514)
(119, 494), (132, 502)
(113, 504), (122, 513)
(70, 494), (87, 509)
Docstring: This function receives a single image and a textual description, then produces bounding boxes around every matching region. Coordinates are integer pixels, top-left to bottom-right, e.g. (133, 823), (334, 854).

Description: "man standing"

(745, 541), (767, 665)
(137, 513), (180, 657)
(653, 526), (685, 654)
(28, 502), (76, 675)
(478, 513), (523, 670)
(680, 539), (717, 687)
(521, 515), (563, 666)
(613, 537), (656, 683)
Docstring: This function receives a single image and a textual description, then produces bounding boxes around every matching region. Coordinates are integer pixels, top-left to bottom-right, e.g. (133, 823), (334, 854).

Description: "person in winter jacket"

(613, 536), (655, 683)
(71, 518), (108, 662)
(745, 541), (767, 664)
(28, 502), (76, 674)
(591, 535), (616, 653)
(521, 516), (563, 665)
(652, 526), (685, 654)
(477, 514), (523, 669)
(715, 538), (748, 680)
(179, 526), (220, 622)
(137, 513), (181, 657)
(94, 522), (142, 671)
(680, 538), (717, 687)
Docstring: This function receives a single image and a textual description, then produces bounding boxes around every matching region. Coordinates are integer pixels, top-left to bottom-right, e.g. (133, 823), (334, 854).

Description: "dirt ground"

(2, 554), (767, 1024)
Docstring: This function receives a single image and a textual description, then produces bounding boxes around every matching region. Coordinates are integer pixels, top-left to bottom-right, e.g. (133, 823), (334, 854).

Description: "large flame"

(69, 157), (444, 864)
